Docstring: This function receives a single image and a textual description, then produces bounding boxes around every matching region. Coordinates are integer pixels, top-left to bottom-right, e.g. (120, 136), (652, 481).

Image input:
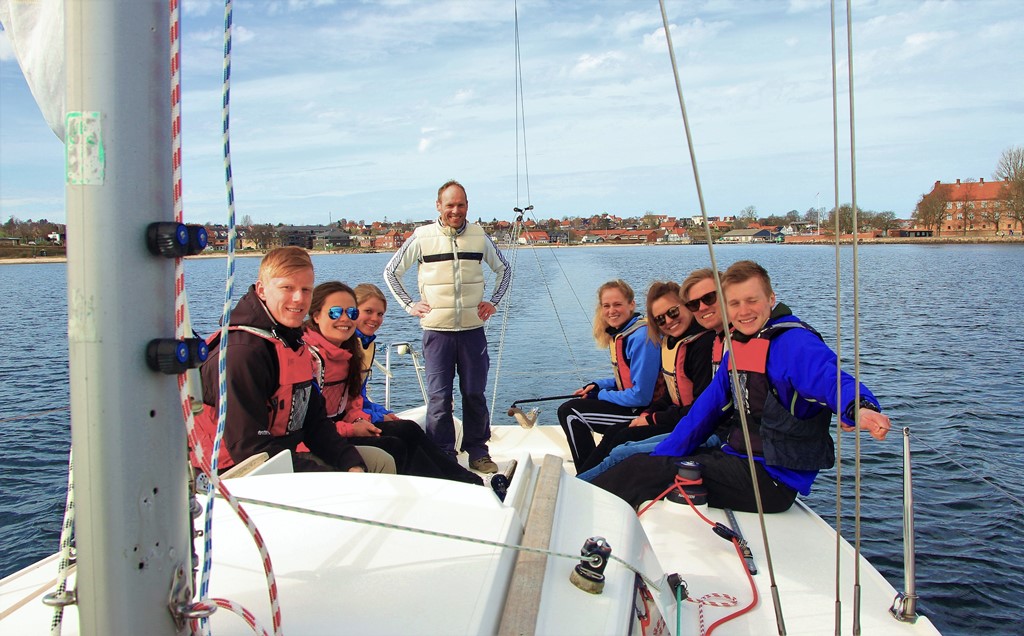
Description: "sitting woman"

(578, 269), (725, 482)
(305, 281), (482, 485)
(575, 280), (715, 475)
(557, 279), (662, 473)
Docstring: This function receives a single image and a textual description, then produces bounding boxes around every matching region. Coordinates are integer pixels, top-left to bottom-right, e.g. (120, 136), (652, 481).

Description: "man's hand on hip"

(409, 300), (431, 317)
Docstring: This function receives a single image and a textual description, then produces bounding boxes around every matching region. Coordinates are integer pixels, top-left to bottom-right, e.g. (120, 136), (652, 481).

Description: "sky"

(1, 0), (1022, 227)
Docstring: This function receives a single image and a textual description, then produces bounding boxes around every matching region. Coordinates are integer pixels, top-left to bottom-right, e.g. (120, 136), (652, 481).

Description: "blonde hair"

(592, 279), (635, 349)
(354, 283), (387, 310)
(680, 268), (719, 301)
(722, 260), (773, 296)
(258, 246), (312, 283)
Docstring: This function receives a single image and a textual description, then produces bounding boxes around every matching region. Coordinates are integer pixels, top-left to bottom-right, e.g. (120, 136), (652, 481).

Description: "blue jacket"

(652, 311), (881, 494)
(594, 314), (662, 408)
(356, 330), (392, 424)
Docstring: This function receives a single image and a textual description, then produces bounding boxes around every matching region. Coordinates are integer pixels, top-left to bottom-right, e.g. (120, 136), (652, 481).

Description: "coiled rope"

(637, 476), (755, 636)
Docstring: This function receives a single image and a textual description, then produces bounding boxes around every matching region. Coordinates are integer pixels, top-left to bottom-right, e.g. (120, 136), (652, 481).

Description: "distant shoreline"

(2, 236), (1021, 265)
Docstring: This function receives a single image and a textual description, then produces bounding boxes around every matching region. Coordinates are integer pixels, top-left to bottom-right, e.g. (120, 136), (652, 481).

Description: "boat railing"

(890, 426), (920, 623)
(383, 342), (429, 410)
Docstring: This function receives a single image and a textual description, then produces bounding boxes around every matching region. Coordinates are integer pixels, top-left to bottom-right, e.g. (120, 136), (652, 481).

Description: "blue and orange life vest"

(719, 321), (835, 471)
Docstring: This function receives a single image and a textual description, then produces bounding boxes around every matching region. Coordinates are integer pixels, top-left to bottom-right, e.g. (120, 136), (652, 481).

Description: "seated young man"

(591, 260), (892, 513)
(191, 246), (393, 475)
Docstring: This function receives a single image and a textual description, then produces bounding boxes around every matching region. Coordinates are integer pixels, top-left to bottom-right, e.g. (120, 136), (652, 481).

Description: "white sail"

(0, 0), (65, 140)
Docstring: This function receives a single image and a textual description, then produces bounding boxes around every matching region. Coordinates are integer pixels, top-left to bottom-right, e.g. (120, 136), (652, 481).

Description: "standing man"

(384, 180), (512, 473)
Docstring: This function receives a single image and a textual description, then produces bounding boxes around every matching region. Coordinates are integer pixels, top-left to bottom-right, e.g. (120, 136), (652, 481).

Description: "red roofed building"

(518, 230), (550, 244)
(929, 177), (1019, 234)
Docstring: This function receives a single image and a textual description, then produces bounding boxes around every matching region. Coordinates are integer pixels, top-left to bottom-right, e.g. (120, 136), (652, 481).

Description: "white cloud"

(570, 51), (624, 77)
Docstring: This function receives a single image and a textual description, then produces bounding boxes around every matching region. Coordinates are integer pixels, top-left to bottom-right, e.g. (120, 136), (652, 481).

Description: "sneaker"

(470, 455), (499, 474)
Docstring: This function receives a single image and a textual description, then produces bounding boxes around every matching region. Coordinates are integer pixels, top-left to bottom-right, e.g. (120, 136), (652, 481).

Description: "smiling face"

(311, 290), (359, 346)
(255, 267), (314, 328)
(356, 295), (387, 338)
(436, 184), (468, 229)
(724, 277), (776, 336)
(651, 294), (691, 339)
(600, 287), (635, 331)
(685, 277), (723, 332)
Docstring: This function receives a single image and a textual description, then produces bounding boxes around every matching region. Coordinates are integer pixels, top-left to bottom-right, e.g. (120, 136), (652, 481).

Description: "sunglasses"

(653, 305), (681, 327)
(327, 306), (359, 320)
(683, 290), (717, 312)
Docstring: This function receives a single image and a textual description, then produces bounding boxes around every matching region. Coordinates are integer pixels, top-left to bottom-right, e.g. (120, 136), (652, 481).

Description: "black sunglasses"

(653, 305), (681, 327)
(683, 290), (717, 312)
(328, 306), (359, 320)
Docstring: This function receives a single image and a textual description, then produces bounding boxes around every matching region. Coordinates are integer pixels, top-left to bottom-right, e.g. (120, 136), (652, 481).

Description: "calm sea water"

(1, 243), (1022, 634)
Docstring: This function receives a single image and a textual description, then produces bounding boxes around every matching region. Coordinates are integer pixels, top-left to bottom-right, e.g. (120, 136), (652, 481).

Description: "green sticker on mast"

(65, 111), (105, 185)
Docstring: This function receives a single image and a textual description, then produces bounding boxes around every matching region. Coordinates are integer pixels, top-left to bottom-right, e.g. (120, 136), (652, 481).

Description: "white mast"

(65, 1), (189, 633)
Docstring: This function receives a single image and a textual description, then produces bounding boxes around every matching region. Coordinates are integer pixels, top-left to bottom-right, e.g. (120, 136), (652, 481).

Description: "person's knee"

(356, 446), (397, 474)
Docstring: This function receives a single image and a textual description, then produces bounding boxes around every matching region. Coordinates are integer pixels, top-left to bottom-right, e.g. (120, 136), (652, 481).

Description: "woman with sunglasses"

(578, 269), (725, 482)
(304, 281), (483, 484)
(557, 279), (662, 473)
(576, 280), (716, 477)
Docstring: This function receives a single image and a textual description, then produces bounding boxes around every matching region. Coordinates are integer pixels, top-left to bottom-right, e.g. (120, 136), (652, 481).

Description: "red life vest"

(304, 329), (354, 420)
(191, 326), (313, 471)
(610, 318), (647, 390)
(660, 329), (710, 406)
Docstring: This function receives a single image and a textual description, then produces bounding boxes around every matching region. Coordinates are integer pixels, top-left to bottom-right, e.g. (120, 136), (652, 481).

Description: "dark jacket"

(197, 285), (365, 472)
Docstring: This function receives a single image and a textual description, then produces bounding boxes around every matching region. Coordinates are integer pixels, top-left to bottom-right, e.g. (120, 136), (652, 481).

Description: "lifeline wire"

(226, 493), (663, 591)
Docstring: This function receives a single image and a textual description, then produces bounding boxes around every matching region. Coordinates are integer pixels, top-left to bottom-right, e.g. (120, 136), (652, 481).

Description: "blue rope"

(199, 0), (237, 613)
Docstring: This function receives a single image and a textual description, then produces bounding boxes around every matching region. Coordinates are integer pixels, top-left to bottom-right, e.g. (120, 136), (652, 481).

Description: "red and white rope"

(189, 598), (272, 636)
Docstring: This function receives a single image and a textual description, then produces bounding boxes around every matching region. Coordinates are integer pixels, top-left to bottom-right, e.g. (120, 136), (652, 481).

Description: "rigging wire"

(656, 1), (787, 632)
(844, 0), (867, 630)
(514, 0), (532, 209)
(829, 1), (846, 632)
(490, 0), (593, 416)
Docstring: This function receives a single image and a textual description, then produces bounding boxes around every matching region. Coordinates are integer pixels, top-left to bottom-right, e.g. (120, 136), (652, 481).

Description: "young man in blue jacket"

(591, 260), (892, 513)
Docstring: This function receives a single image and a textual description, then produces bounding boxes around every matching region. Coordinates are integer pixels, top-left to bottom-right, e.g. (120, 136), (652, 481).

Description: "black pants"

(557, 398), (642, 472)
(590, 447), (797, 513)
(376, 419), (482, 485)
(576, 420), (674, 474)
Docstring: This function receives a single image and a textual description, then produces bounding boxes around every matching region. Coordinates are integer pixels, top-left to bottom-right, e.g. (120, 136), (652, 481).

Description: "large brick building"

(929, 177), (1019, 235)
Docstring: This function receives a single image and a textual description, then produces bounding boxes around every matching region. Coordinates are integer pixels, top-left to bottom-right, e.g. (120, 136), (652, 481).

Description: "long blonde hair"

(354, 282), (387, 310)
(592, 279), (635, 349)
